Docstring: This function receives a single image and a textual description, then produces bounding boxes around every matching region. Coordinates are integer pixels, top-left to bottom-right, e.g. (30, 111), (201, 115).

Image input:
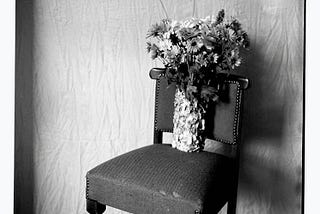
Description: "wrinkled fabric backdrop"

(15, 0), (303, 213)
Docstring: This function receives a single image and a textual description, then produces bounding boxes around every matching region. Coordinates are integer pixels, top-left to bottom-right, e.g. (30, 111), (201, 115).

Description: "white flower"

(182, 18), (196, 28)
(200, 16), (211, 23)
(171, 45), (180, 55)
(213, 54), (219, 63)
(170, 20), (180, 30)
(228, 29), (235, 38)
(163, 31), (171, 39)
(158, 39), (173, 51)
(186, 37), (203, 53)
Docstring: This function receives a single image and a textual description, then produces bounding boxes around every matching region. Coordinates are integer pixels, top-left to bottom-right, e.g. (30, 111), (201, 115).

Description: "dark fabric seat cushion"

(86, 144), (234, 214)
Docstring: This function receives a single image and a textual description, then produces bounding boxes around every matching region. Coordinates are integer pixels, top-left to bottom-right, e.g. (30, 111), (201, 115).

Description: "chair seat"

(86, 144), (234, 214)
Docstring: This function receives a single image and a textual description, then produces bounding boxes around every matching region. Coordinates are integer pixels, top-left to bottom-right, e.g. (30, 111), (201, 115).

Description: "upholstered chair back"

(150, 68), (249, 150)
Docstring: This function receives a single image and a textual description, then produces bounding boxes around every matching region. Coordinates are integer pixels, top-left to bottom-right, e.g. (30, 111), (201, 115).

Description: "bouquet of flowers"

(146, 9), (249, 108)
(147, 10), (249, 152)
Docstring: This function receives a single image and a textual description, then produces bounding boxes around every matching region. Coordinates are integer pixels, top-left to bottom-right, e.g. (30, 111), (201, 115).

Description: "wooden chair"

(86, 68), (249, 214)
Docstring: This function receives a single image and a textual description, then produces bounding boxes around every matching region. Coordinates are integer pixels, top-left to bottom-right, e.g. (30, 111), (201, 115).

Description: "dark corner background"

(15, 0), (35, 213)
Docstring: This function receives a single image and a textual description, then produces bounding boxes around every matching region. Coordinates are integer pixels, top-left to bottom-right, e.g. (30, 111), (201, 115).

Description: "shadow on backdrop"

(238, 42), (302, 212)
(15, 0), (35, 213)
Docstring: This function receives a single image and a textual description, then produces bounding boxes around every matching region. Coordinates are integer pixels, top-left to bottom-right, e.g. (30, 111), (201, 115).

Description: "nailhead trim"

(153, 79), (244, 145)
(232, 81), (242, 145)
(212, 81), (242, 145)
(154, 79), (160, 133)
(212, 136), (232, 144)
(86, 176), (89, 199)
(158, 128), (173, 132)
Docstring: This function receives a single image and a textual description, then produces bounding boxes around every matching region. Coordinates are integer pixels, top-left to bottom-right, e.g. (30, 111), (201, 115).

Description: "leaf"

(187, 85), (198, 93)
(201, 86), (219, 102)
(203, 35), (216, 50)
(146, 42), (152, 52)
(216, 66), (222, 72)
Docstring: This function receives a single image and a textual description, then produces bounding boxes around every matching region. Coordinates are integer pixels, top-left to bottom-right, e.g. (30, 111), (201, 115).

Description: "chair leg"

(227, 181), (238, 214)
(227, 197), (236, 214)
(227, 179), (238, 214)
(86, 199), (106, 214)
(227, 157), (240, 214)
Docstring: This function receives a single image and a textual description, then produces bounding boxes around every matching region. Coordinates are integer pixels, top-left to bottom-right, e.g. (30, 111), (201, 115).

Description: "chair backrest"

(150, 68), (249, 150)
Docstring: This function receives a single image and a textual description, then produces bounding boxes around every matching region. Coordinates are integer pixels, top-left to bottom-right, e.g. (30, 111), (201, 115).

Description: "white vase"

(172, 88), (206, 152)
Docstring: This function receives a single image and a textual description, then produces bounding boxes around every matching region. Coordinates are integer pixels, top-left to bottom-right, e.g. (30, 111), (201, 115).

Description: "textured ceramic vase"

(172, 88), (206, 152)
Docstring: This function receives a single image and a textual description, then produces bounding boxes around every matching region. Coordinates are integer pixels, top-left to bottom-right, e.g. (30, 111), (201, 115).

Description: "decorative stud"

(86, 177), (89, 198)
(154, 78), (245, 145)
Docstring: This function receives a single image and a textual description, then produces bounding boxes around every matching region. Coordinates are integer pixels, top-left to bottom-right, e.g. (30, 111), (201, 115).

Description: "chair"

(86, 68), (249, 214)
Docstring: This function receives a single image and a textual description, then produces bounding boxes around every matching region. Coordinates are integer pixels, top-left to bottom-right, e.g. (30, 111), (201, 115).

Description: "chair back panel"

(154, 78), (175, 132)
(152, 70), (247, 145)
(206, 82), (241, 144)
